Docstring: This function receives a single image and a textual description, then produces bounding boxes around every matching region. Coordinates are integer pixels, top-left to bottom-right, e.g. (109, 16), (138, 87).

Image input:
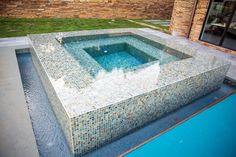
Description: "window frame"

(199, 0), (236, 51)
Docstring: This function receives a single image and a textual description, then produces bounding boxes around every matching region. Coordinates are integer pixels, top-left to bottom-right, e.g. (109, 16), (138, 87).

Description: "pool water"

(63, 34), (187, 75)
(84, 43), (157, 72)
(126, 93), (236, 157)
(94, 51), (145, 71)
(16, 53), (72, 157)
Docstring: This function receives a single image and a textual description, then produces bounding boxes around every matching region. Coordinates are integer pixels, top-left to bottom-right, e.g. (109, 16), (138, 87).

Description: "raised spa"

(29, 29), (230, 156)
(62, 33), (188, 76)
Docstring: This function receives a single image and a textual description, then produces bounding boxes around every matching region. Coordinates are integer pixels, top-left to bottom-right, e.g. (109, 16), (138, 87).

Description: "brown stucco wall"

(0, 0), (174, 19)
(170, 0), (236, 55)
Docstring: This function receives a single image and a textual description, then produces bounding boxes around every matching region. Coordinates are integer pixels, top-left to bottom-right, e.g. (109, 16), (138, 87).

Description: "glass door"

(222, 10), (236, 49)
(200, 0), (236, 51)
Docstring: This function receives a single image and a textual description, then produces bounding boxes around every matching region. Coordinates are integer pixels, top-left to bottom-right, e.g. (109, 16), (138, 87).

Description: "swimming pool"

(17, 51), (236, 157)
(125, 93), (236, 157)
(28, 28), (230, 156)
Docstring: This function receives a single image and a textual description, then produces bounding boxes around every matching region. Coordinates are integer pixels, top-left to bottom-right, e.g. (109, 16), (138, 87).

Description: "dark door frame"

(199, 0), (236, 51)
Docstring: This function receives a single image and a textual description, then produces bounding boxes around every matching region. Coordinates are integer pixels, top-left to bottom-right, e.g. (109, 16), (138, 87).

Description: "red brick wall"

(0, 0), (174, 19)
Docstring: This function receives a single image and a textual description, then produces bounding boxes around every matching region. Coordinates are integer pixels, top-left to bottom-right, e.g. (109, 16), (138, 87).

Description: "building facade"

(170, 0), (236, 55)
(0, 0), (174, 19)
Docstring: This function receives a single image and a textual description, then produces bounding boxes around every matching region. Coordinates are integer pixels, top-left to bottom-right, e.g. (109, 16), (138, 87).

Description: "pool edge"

(118, 90), (236, 157)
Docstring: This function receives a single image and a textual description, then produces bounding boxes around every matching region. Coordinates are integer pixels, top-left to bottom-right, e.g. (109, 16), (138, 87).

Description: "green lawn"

(0, 18), (144, 38)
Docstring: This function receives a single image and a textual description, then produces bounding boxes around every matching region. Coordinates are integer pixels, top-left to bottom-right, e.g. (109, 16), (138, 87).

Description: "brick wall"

(190, 0), (236, 55)
(169, 0), (210, 39)
(169, 0), (195, 36)
(189, 0), (210, 41)
(170, 0), (236, 55)
(0, 0), (174, 19)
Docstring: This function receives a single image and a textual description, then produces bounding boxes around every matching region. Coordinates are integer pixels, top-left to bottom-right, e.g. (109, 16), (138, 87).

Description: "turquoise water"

(84, 43), (157, 71)
(63, 34), (188, 75)
(94, 51), (145, 72)
(127, 93), (236, 157)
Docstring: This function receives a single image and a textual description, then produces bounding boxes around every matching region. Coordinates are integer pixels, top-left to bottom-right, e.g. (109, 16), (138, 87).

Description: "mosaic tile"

(28, 28), (230, 156)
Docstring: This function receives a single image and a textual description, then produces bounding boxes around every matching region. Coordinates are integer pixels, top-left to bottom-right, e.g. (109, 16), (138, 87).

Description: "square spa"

(29, 28), (230, 156)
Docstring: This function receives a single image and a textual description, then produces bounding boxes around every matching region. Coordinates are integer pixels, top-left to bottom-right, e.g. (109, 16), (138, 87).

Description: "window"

(200, 0), (236, 51)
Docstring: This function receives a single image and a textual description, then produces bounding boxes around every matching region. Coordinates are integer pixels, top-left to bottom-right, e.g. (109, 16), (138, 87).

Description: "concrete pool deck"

(0, 39), (39, 157)
(0, 29), (235, 157)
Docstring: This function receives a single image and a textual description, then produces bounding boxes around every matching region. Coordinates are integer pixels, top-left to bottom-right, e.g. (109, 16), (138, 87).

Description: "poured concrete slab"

(0, 37), (29, 48)
(143, 20), (170, 26)
(0, 38), (39, 157)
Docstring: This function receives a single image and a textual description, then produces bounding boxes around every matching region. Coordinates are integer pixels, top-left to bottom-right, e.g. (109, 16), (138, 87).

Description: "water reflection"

(50, 61), (161, 116)
(17, 53), (73, 157)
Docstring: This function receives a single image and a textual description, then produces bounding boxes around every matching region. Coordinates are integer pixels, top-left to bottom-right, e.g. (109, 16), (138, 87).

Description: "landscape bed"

(28, 28), (230, 156)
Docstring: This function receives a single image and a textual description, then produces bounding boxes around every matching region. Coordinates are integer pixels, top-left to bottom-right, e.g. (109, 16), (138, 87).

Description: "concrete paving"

(0, 37), (29, 48)
(128, 20), (160, 29)
(0, 37), (39, 157)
